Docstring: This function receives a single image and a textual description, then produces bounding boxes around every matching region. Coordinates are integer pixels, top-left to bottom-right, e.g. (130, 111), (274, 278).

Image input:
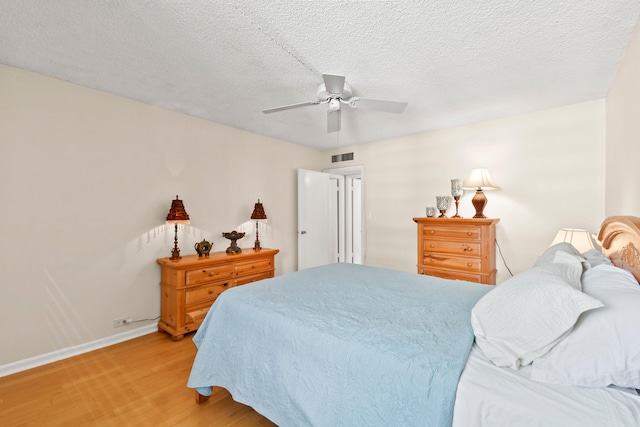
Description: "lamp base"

(170, 247), (182, 261)
(170, 223), (182, 260)
(471, 190), (488, 218)
(253, 221), (262, 251)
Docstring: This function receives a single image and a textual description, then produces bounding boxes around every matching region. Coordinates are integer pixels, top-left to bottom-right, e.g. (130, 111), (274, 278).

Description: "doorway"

(325, 165), (364, 265)
(297, 166), (364, 270)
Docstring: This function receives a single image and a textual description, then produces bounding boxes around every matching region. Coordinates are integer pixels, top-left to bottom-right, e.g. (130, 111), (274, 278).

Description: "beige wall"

(323, 100), (606, 282)
(0, 64), (324, 365)
(4, 23), (637, 365)
(606, 19), (640, 216)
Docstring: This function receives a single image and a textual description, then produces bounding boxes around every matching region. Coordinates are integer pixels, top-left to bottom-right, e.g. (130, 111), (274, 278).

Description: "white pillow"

(534, 243), (589, 289)
(550, 251), (587, 290)
(534, 242), (582, 267)
(530, 265), (640, 388)
(471, 263), (603, 370)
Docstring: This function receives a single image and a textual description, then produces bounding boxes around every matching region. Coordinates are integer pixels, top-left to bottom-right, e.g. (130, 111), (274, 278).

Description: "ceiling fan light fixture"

(263, 74), (408, 133)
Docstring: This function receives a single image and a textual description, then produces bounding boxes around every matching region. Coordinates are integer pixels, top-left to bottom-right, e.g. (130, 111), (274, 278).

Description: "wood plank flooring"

(0, 332), (276, 426)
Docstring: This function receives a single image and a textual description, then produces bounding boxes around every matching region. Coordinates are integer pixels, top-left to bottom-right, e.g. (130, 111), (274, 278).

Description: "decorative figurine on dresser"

(157, 248), (279, 340)
(222, 230), (245, 254)
(413, 217), (499, 285)
(194, 239), (213, 257)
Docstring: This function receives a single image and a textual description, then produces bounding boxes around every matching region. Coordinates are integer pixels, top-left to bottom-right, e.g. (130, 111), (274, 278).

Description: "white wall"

(606, 18), (640, 216)
(0, 64), (324, 366)
(323, 100), (606, 282)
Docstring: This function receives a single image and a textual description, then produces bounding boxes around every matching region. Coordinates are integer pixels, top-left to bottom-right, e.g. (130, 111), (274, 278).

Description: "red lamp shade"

(166, 195), (190, 224)
(250, 199), (267, 220)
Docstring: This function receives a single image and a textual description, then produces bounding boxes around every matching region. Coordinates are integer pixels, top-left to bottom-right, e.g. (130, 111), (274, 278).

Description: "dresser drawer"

(235, 258), (273, 276)
(236, 271), (273, 286)
(185, 305), (211, 325)
(185, 281), (232, 304)
(423, 225), (481, 240)
(186, 264), (234, 286)
(422, 253), (482, 273)
(420, 267), (484, 283)
(423, 239), (481, 256)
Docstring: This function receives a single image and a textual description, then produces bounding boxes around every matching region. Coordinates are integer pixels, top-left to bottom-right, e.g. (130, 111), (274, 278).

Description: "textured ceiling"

(1, 1), (639, 150)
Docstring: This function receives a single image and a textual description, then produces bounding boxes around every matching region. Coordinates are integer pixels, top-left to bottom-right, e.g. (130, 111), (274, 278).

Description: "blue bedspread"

(187, 263), (490, 427)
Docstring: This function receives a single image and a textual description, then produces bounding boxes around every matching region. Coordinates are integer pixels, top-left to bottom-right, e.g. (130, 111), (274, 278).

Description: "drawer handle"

(429, 244), (435, 248)
(208, 271), (215, 277)
(208, 289), (214, 294)
(467, 232), (472, 236)
(467, 263), (473, 267)
(462, 246), (473, 252)
(429, 230), (435, 234)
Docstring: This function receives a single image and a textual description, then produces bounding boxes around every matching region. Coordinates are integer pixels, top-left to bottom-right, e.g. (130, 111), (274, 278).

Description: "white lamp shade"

(550, 228), (595, 253)
(462, 168), (499, 190)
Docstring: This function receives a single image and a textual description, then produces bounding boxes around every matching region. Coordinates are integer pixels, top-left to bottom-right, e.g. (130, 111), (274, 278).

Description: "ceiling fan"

(262, 74), (408, 133)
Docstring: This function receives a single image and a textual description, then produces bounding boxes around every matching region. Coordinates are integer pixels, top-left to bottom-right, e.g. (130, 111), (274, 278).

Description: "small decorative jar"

(194, 239), (213, 257)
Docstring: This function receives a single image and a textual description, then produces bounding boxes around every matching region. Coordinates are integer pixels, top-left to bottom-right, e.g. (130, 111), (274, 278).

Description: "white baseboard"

(0, 324), (158, 378)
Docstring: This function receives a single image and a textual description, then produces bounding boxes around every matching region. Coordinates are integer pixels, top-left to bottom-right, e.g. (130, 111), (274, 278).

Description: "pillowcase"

(534, 243), (589, 289)
(534, 242), (582, 267)
(530, 265), (640, 388)
(471, 262), (603, 370)
(581, 248), (614, 268)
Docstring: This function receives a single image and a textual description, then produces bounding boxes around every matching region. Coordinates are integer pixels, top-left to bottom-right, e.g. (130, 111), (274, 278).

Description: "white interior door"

(297, 169), (344, 270)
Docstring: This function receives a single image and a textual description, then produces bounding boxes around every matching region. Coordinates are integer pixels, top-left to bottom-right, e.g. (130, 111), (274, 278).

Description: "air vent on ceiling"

(331, 152), (354, 163)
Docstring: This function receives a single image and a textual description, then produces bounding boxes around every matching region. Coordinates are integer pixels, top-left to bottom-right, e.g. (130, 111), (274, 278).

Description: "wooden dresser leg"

(195, 391), (210, 404)
(171, 334), (184, 342)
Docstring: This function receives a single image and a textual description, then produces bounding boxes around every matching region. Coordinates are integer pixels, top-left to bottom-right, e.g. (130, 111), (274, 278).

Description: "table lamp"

(166, 195), (190, 260)
(250, 199), (267, 251)
(462, 168), (499, 218)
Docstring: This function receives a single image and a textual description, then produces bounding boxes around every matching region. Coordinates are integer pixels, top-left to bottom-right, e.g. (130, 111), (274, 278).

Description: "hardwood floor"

(0, 332), (277, 426)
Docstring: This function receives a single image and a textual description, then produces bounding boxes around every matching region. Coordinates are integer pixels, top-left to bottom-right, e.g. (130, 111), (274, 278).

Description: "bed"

(187, 216), (640, 426)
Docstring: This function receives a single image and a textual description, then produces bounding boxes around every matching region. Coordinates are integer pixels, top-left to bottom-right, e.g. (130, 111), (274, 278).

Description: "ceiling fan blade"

(327, 109), (341, 133)
(349, 97), (408, 114)
(262, 100), (319, 114)
(323, 74), (345, 95)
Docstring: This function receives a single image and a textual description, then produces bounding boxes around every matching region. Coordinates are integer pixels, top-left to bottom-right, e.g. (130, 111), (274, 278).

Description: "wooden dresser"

(413, 218), (499, 285)
(157, 248), (279, 340)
